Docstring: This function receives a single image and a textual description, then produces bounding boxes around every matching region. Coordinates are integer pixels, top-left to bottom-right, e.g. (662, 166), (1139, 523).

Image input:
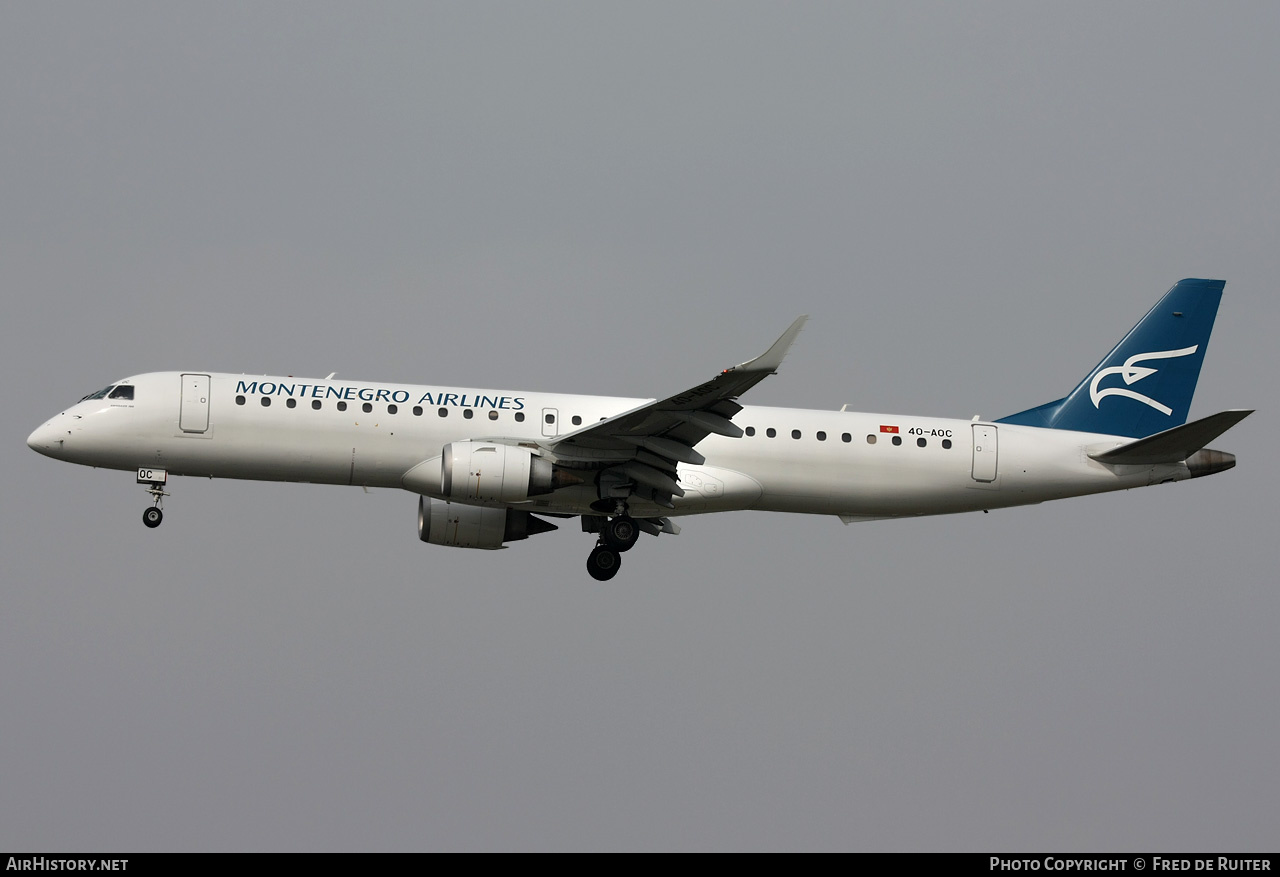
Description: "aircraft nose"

(27, 418), (63, 457)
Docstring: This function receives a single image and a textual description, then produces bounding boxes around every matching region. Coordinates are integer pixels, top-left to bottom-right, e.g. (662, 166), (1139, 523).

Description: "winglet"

(730, 315), (808, 374)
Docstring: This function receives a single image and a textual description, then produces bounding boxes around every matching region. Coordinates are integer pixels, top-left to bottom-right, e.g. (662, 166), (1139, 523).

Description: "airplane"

(27, 278), (1251, 581)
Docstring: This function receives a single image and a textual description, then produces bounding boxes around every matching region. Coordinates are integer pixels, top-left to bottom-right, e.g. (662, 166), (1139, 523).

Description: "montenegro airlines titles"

(27, 279), (1251, 581)
(230, 379), (527, 412)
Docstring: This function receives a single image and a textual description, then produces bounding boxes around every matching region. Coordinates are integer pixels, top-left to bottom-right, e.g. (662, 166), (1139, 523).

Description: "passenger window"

(745, 426), (756, 436)
(438, 408), (448, 417)
(572, 415), (582, 426)
(545, 413), (555, 424)
(261, 397), (271, 407)
(286, 398), (297, 409)
(312, 400), (322, 410)
(108, 385), (134, 400)
(337, 401), (347, 412)
(842, 433), (851, 442)
(866, 434), (876, 444)
(362, 402), (372, 413)
(515, 412), (525, 422)
(464, 409), (474, 419)
(942, 439), (952, 449)
(412, 406), (423, 416)
(791, 429), (801, 439)
(236, 395), (246, 406)
(388, 404), (398, 414)
(892, 435), (902, 446)
(766, 428), (776, 438)
(489, 411), (499, 421)
(816, 431), (826, 441)
(917, 437), (927, 447)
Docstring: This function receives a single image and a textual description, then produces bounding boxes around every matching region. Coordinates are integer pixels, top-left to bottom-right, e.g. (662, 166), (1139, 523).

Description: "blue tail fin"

(996, 279), (1223, 438)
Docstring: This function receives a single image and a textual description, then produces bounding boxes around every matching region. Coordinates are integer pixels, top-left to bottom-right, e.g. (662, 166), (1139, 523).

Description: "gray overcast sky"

(2, 2), (1277, 852)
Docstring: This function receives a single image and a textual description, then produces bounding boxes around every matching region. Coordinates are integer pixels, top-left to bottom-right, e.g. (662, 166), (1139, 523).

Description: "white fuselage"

(27, 371), (1190, 521)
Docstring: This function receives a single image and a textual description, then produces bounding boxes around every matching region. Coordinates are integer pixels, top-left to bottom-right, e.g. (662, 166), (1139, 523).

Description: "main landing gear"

(585, 512), (641, 581)
(138, 467), (169, 529)
(587, 544), (621, 581)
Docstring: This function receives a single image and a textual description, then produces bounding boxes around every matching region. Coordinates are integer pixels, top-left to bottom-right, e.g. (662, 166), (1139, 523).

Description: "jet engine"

(440, 441), (555, 503)
(417, 496), (557, 550)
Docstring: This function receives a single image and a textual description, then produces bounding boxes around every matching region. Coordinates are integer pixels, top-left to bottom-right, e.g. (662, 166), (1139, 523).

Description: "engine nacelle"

(440, 441), (554, 504)
(417, 496), (557, 550)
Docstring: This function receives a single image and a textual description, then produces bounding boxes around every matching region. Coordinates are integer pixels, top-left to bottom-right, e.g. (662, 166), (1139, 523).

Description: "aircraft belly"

(730, 429), (1162, 518)
(759, 452), (977, 516)
(674, 466), (764, 511)
(153, 417), (420, 485)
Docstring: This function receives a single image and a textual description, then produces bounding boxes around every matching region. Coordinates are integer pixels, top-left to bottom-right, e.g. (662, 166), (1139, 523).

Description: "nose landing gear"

(137, 467), (168, 529)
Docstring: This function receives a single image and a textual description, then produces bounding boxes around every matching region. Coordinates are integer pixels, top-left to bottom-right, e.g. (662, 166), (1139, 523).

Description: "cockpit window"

(80, 386), (114, 402)
(108, 385), (134, 400)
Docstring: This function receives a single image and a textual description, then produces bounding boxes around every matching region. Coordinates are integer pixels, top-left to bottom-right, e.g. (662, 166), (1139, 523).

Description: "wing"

(546, 316), (808, 507)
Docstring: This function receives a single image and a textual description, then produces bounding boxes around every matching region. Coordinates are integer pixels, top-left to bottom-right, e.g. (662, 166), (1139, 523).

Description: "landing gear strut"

(584, 505), (636, 580)
(581, 504), (681, 580)
(138, 467), (168, 529)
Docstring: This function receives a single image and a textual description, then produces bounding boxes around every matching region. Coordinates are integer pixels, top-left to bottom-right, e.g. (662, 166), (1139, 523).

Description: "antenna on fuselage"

(326, 372), (337, 380)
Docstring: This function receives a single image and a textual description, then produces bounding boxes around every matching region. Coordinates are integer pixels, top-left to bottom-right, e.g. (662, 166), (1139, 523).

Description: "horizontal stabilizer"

(1089, 409), (1253, 465)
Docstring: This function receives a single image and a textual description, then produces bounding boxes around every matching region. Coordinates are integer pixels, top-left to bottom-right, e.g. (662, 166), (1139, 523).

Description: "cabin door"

(179, 374), (211, 433)
(971, 424), (998, 482)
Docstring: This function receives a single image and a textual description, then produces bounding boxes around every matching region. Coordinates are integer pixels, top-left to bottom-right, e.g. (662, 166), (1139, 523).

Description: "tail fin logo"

(1089, 346), (1198, 416)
